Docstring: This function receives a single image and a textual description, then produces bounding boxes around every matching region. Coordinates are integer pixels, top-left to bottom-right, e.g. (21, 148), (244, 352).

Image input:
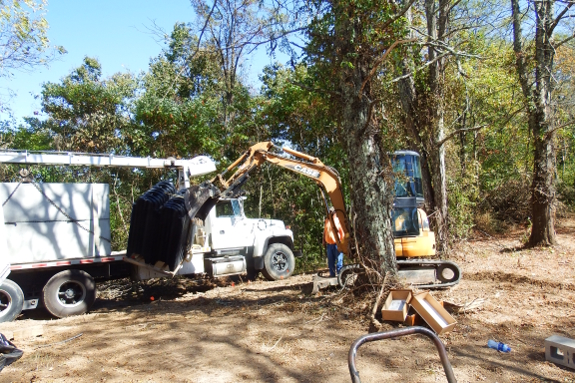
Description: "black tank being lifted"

(127, 181), (221, 271)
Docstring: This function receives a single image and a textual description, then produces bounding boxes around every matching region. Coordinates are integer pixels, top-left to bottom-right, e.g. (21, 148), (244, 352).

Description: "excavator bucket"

(127, 181), (221, 271)
(184, 182), (221, 222)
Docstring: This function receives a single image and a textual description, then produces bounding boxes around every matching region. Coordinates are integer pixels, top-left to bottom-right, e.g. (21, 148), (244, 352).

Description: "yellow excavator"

(206, 142), (460, 288)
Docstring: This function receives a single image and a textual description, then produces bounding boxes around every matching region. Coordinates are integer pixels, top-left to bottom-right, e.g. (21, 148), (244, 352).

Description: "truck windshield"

(216, 200), (243, 217)
(392, 153), (423, 199)
(392, 207), (420, 237)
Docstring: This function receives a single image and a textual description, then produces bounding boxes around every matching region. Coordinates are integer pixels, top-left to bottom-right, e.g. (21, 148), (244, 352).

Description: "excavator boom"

(212, 142), (351, 255)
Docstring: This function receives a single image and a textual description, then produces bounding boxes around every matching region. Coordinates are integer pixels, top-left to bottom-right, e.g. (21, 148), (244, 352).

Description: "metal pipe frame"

(348, 326), (457, 383)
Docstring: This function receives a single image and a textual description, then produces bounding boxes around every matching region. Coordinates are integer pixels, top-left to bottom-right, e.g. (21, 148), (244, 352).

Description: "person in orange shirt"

(323, 207), (344, 277)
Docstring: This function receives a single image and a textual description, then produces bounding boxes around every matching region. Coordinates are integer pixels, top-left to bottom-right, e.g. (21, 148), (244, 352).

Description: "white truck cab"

(205, 197), (297, 280)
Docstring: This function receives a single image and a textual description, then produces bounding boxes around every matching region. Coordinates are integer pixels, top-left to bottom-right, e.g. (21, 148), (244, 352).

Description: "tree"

(510, 0), (574, 246)
(259, 63), (341, 160)
(390, 0), (496, 251)
(0, 0), (64, 76)
(36, 57), (136, 153)
(175, 0), (302, 147)
(134, 23), (257, 161)
(305, 0), (415, 277)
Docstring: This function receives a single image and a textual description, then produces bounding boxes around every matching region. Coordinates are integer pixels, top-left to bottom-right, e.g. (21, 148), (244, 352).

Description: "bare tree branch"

(387, 51), (450, 84)
(554, 31), (575, 50)
(359, 39), (417, 96)
(436, 106), (526, 147)
(436, 125), (485, 146)
(550, 3), (574, 34)
(243, 27), (308, 55)
(545, 119), (575, 139)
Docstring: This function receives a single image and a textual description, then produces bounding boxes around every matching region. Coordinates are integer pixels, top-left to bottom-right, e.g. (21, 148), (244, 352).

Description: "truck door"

(210, 200), (254, 250)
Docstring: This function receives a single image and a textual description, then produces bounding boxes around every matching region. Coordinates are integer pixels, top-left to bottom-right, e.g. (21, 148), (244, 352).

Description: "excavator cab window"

(392, 153), (424, 200)
(392, 207), (420, 237)
(418, 209), (430, 231)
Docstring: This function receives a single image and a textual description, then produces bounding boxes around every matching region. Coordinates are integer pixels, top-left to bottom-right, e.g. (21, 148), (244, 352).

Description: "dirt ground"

(2, 218), (575, 383)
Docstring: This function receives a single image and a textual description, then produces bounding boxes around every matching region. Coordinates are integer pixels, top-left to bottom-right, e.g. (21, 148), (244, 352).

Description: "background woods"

(1, 0), (574, 273)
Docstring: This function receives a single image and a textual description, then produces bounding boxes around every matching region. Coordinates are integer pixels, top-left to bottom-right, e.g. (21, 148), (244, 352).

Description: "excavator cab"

(392, 150), (424, 205)
(391, 151), (435, 258)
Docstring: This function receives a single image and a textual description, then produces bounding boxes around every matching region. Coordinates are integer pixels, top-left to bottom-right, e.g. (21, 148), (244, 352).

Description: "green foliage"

(133, 55), (222, 158)
(133, 23), (257, 162)
(554, 45), (575, 208)
(304, 0), (408, 123)
(0, 118), (51, 150)
(440, 39), (533, 235)
(259, 63), (341, 161)
(447, 168), (478, 240)
(37, 56), (137, 153)
(0, 0), (65, 75)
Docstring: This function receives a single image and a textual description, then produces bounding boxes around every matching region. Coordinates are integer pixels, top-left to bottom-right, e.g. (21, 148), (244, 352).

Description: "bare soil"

(2, 218), (575, 383)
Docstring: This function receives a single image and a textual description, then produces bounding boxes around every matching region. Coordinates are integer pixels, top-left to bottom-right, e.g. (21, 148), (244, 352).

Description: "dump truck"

(0, 150), (298, 322)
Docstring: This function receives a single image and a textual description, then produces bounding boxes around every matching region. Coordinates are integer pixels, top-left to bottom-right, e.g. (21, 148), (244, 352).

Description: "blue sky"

(0, 0), (282, 124)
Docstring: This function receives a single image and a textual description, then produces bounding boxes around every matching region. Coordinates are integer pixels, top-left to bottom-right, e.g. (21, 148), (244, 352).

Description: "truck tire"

(42, 270), (96, 318)
(0, 280), (24, 323)
(261, 244), (295, 281)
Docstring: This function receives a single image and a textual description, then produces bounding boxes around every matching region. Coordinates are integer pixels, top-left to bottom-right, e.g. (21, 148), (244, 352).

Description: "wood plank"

(12, 324), (44, 340)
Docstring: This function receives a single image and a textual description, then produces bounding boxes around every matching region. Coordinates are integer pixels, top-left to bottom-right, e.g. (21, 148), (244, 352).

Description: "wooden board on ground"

(5, 324), (44, 340)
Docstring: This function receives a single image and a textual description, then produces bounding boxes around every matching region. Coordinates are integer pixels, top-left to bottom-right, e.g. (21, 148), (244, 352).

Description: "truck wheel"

(262, 244), (295, 281)
(0, 280), (24, 323)
(42, 270), (96, 318)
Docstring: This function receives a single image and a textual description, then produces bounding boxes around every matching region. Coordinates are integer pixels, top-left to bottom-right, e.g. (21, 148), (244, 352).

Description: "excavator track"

(397, 259), (461, 289)
(337, 260), (461, 290)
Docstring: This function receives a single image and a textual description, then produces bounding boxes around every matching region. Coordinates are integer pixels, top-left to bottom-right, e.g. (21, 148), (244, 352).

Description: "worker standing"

(323, 207), (344, 277)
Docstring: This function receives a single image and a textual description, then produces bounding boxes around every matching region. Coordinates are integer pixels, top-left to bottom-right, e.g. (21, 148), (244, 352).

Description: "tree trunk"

(430, 123), (449, 252)
(397, 59), (436, 211)
(396, 0), (450, 252)
(511, 0), (558, 247)
(529, 115), (557, 246)
(335, 13), (397, 275)
(426, 0), (450, 253)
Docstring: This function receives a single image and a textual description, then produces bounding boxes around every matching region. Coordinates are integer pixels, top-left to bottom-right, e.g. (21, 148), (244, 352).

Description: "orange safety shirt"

(324, 214), (344, 245)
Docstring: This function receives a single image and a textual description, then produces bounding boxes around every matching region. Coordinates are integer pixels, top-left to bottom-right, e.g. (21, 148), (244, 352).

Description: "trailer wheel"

(42, 270), (96, 318)
(0, 280), (24, 323)
(261, 244), (295, 281)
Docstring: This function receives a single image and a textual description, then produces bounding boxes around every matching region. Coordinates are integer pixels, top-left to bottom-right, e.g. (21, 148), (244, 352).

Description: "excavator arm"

(211, 142), (352, 256)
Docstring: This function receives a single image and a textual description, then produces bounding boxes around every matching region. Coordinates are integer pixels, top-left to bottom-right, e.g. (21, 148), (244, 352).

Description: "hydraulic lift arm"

(0, 150), (216, 187)
(211, 142), (352, 256)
